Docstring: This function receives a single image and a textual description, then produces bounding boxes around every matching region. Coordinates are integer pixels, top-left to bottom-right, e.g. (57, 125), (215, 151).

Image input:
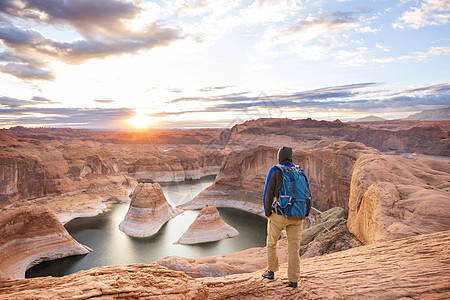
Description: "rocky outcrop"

(119, 183), (183, 237)
(174, 205), (238, 245)
(2, 231), (449, 299)
(221, 118), (450, 156)
(0, 206), (91, 280)
(294, 142), (380, 210)
(157, 239), (286, 278)
(182, 142), (379, 214)
(348, 154), (450, 244)
(0, 264), (208, 299)
(300, 207), (362, 258)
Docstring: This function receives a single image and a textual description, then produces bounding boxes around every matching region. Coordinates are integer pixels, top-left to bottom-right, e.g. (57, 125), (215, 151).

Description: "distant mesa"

(404, 107), (450, 121)
(119, 183), (183, 237)
(174, 205), (238, 245)
(354, 115), (387, 122)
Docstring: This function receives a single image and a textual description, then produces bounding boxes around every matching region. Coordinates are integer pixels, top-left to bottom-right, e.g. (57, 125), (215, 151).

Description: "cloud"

(0, 0), (183, 80)
(94, 99), (116, 104)
(0, 95), (59, 107)
(165, 82), (450, 115)
(393, 0), (450, 29)
(254, 9), (377, 61)
(1, 82), (448, 128)
(198, 85), (234, 92)
(0, 106), (134, 129)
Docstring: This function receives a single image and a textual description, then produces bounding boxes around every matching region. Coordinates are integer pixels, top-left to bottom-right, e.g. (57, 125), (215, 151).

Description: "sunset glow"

(127, 113), (155, 129)
(0, 0), (448, 129)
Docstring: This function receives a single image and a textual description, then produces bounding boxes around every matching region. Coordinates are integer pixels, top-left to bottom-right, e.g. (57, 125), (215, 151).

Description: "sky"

(0, 0), (449, 130)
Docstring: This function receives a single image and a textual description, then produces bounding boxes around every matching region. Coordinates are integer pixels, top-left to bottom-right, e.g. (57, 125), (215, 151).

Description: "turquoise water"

(26, 177), (267, 277)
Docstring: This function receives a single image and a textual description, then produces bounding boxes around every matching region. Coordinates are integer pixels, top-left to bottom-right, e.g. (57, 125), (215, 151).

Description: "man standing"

(262, 146), (307, 288)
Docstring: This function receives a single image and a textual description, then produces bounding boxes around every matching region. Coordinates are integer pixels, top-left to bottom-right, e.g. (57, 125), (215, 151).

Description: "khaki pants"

(266, 213), (303, 282)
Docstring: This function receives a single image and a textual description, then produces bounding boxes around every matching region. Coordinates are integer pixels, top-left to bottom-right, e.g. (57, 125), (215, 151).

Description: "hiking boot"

(287, 281), (297, 288)
(261, 271), (274, 280)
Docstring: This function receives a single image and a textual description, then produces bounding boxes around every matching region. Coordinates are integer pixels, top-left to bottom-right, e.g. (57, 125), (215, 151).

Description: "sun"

(126, 113), (154, 129)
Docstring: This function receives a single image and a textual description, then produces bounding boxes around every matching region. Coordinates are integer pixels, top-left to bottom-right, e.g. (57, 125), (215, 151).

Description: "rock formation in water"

(220, 117), (449, 156)
(174, 205), (238, 245)
(119, 183), (183, 237)
(347, 154), (450, 244)
(0, 206), (92, 280)
(2, 231), (449, 299)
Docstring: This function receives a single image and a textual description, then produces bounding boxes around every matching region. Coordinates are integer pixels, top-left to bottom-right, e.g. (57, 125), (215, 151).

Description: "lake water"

(26, 177), (267, 278)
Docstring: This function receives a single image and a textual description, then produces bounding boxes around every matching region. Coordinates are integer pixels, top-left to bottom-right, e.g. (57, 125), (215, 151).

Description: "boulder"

(119, 183), (183, 237)
(174, 205), (238, 244)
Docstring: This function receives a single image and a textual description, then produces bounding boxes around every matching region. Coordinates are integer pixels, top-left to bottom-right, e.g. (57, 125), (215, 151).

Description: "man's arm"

(263, 167), (281, 217)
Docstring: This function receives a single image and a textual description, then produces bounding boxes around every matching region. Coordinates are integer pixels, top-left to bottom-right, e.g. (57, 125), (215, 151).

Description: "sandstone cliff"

(119, 183), (183, 237)
(180, 145), (277, 215)
(182, 142), (379, 214)
(174, 205), (238, 244)
(221, 118), (450, 156)
(347, 154), (450, 244)
(2, 230), (449, 299)
(0, 206), (91, 280)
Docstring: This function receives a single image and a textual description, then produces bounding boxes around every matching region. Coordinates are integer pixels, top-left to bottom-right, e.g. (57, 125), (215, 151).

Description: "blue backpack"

(272, 164), (312, 219)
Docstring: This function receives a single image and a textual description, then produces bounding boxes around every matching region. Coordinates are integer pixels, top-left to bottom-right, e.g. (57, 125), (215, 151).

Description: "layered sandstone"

(347, 154), (450, 244)
(221, 118), (450, 156)
(2, 231), (449, 299)
(119, 183), (183, 237)
(0, 206), (91, 280)
(105, 144), (226, 182)
(174, 205), (238, 245)
(182, 142), (379, 214)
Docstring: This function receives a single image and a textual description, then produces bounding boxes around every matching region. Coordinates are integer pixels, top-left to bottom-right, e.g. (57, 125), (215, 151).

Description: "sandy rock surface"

(175, 205), (238, 244)
(348, 154), (450, 244)
(119, 183), (183, 237)
(1, 231), (448, 299)
(0, 206), (91, 280)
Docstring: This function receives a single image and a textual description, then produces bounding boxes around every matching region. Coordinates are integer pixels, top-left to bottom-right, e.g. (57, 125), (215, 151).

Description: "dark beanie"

(278, 146), (293, 164)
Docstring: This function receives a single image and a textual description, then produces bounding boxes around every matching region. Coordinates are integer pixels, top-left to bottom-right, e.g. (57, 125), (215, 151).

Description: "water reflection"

(26, 177), (267, 278)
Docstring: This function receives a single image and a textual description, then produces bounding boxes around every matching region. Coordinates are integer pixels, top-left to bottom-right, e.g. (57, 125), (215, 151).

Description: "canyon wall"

(348, 154), (450, 244)
(221, 118), (450, 156)
(2, 230), (449, 299)
(183, 141), (450, 245)
(180, 145), (278, 214)
(182, 142), (378, 214)
(0, 134), (225, 223)
(111, 145), (227, 182)
(0, 206), (92, 280)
